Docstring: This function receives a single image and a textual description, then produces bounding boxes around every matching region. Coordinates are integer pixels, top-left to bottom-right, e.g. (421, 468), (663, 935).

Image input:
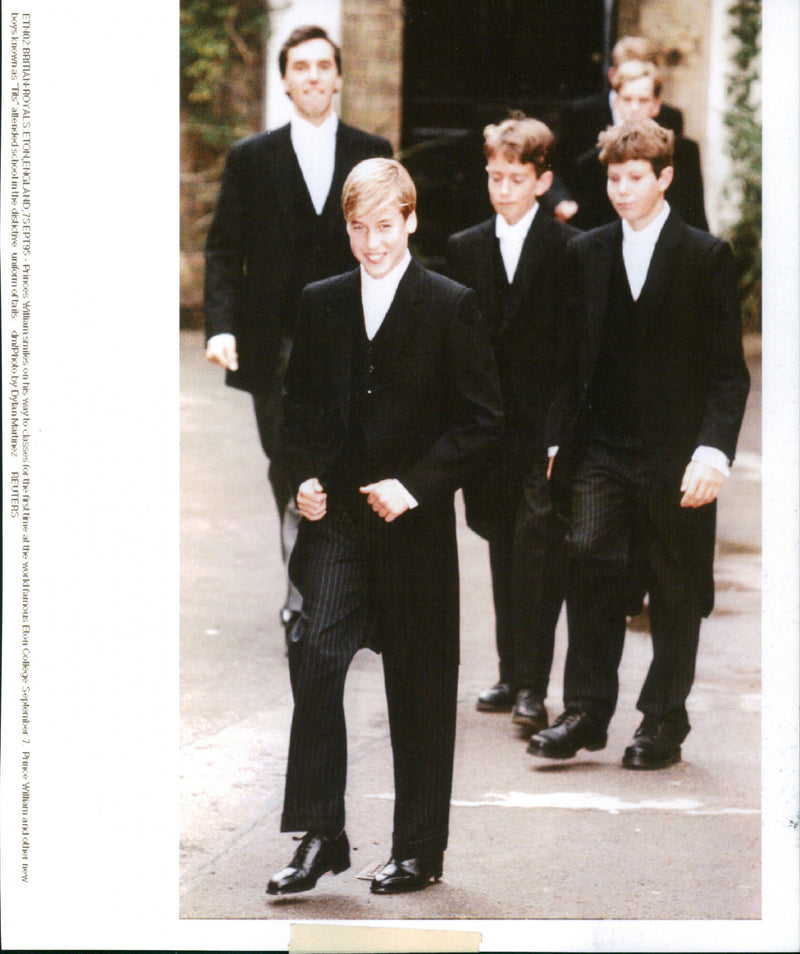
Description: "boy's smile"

(347, 204), (417, 279)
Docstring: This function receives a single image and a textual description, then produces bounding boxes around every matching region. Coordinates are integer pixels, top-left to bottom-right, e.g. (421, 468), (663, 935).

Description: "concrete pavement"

(180, 329), (763, 933)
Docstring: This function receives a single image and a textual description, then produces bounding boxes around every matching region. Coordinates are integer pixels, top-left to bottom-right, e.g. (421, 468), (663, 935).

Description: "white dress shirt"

(359, 251), (418, 508)
(495, 203), (538, 283)
(360, 251), (411, 340)
(621, 201), (670, 300)
(290, 111), (338, 214)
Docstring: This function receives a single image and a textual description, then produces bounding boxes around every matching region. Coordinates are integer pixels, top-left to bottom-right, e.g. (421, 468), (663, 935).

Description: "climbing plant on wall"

(180, 0), (270, 152)
(724, 0), (761, 331)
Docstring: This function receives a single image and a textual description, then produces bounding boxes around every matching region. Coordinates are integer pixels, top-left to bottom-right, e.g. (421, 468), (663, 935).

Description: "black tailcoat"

(446, 209), (578, 534)
(283, 259), (503, 657)
(548, 212), (750, 614)
(204, 122), (392, 394)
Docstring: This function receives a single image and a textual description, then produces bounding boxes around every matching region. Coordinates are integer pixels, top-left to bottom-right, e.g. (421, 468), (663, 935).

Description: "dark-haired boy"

(529, 120), (749, 769)
(447, 116), (578, 736)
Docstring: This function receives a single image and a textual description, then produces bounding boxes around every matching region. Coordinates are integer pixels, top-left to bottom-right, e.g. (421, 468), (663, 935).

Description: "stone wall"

(619, 0), (713, 144)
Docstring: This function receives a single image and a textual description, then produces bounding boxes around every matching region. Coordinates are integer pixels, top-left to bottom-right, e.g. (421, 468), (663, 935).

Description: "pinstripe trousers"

(487, 468), (567, 695)
(564, 442), (703, 721)
(281, 506), (459, 861)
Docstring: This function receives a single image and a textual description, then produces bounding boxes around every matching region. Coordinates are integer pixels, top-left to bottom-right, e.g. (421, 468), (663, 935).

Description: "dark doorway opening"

(401, 0), (613, 265)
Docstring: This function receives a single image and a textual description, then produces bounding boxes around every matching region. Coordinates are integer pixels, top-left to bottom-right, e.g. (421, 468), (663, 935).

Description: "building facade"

(263, 0), (741, 239)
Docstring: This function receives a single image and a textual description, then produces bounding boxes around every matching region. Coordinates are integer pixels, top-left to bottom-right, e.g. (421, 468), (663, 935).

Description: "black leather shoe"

(622, 714), (690, 770)
(527, 706), (607, 759)
(512, 689), (548, 735)
(476, 681), (514, 712)
(266, 830), (350, 895)
(370, 854), (443, 894)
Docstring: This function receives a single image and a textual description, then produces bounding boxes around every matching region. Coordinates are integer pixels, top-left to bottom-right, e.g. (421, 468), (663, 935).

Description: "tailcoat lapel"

(328, 269), (360, 422)
(378, 259), (427, 369)
(506, 207), (550, 316)
(328, 124), (356, 219)
(585, 222), (620, 370)
(474, 220), (500, 320)
(266, 125), (297, 232)
(635, 210), (683, 322)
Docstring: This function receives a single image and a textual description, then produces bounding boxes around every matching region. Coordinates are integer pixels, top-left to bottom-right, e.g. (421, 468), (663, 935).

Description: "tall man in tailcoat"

(447, 115), (577, 735)
(204, 26), (392, 640)
(529, 121), (749, 769)
(266, 159), (502, 896)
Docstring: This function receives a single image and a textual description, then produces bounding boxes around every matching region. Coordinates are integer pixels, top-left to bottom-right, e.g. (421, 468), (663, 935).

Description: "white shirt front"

(359, 251), (417, 508)
(495, 203), (538, 283)
(290, 111), (338, 214)
(621, 201), (670, 300)
(360, 251), (412, 340)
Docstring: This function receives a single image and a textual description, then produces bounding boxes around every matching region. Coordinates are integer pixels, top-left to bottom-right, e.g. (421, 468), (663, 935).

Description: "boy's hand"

(297, 478), (327, 521)
(205, 333), (239, 371)
(360, 480), (410, 522)
(680, 461), (724, 508)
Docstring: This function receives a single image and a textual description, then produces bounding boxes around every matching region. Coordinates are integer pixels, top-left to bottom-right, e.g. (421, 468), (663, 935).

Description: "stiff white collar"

(360, 251), (412, 340)
(621, 202), (671, 300)
(495, 203), (538, 282)
(290, 110), (338, 141)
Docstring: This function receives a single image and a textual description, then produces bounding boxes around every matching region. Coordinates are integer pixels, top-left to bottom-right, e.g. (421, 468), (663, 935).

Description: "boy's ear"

(657, 165), (674, 193)
(535, 169), (554, 196)
(406, 210), (418, 234)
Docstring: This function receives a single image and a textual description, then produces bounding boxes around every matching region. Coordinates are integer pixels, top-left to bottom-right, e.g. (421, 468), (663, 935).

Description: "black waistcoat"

(587, 243), (645, 448)
(283, 158), (343, 334)
(491, 241), (526, 426)
(327, 309), (390, 508)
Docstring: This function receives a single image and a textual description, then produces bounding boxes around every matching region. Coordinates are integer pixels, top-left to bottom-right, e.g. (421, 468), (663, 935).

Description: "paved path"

(180, 330), (766, 943)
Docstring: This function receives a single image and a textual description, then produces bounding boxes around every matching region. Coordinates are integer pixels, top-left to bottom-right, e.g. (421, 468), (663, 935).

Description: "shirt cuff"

(692, 446), (730, 477)
(393, 479), (419, 509)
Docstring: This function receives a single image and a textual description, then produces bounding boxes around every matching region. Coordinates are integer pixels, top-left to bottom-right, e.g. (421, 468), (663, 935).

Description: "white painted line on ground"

(366, 791), (760, 815)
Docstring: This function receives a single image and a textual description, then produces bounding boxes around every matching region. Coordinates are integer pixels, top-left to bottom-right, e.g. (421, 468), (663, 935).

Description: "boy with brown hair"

(267, 158), (501, 896)
(529, 120), (749, 769)
(447, 115), (577, 737)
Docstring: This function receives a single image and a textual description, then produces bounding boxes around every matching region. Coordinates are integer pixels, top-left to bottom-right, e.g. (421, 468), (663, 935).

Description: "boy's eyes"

(351, 222), (393, 231)
(489, 175), (527, 185)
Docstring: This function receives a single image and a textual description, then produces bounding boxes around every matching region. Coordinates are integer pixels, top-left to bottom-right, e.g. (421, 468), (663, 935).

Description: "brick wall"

(341, 0), (404, 151)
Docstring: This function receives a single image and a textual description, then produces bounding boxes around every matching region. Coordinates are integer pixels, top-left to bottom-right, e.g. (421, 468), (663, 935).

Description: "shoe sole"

(527, 737), (607, 759)
(370, 873), (441, 894)
(512, 711), (548, 733)
(476, 701), (513, 712)
(622, 746), (681, 770)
